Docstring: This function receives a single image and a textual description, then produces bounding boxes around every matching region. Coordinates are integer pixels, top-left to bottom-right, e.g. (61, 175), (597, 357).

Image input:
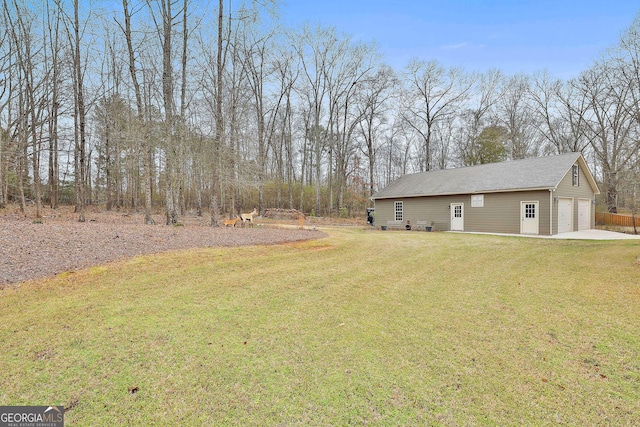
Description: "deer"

(240, 208), (258, 227)
(223, 216), (241, 228)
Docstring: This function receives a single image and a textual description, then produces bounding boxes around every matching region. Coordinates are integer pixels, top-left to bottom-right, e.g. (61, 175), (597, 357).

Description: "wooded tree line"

(1, 1), (639, 224)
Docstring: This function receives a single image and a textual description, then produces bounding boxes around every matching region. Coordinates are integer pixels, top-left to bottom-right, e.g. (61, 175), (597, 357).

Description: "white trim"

(471, 194), (484, 207)
(549, 190), (554, 236)
(394, 201), (403, 221)
(450, 203), (464, 231)
(520, 201), (540, 235)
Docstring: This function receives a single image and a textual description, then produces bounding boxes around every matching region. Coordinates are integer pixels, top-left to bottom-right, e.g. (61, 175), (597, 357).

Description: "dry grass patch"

(1, 228), (639, 425)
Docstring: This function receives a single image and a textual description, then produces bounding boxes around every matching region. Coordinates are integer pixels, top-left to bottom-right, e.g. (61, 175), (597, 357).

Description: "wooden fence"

(596, 212), (640, 227)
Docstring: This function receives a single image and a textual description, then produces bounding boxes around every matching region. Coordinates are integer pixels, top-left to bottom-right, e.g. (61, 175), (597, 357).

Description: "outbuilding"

(371, 152), (600, 236)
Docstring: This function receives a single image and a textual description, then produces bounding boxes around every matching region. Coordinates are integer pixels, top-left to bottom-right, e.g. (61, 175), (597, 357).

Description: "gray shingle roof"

(372, 153), (593, 199)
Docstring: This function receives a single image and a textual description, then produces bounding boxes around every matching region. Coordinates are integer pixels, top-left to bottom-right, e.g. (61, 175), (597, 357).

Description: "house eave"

(372, 187), (554, 201)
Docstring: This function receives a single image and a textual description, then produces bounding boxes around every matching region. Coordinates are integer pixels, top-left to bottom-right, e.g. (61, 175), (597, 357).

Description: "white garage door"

(558, 198), (573, 233)
(578, 199), (591, 230)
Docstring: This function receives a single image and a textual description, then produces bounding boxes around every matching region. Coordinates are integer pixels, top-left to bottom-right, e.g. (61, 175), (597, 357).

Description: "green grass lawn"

(2, 228), (639, 426)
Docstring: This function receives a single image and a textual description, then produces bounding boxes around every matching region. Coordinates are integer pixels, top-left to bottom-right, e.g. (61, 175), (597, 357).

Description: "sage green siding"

(372, 156), (599, 236)
(374, 190), (552, 235)
(551, 164), (597, 233)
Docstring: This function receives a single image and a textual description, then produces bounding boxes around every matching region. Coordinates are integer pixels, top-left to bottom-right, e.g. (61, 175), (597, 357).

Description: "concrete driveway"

(451, 229), (640, 240)
(549, 229), (640, 240)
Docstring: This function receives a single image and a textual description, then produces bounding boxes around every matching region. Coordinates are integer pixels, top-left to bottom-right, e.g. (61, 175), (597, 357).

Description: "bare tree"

(241, 16), (277, 214)
(119, 0), (155, 224)
(58, 0), (90, 222)
(456, 69), (503, 166)
(0, 11), (7, 209)
(576, 62), (637, 213)
(617, 164), (640, 234)
(155, 0), (179, 224)
(402, 59), (474, 171)
(355, 64), (397, 197)
(3, 0), (640, 221)
(613, 13), (640, 223)
(45, 1), (62, 209)
(497, 74), (540, 160)
(292, 24), (335, 215)
(530, 71), (590, 155)
(270, 43), (299, 208)
(210, 0), (223, 226)
(326, 39), (378, 212)
(3, 0), (52, 218)
(0, 2), (26, 212)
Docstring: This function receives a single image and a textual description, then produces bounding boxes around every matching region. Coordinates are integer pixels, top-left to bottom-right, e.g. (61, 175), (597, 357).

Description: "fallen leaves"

(64, 399), (79, 411)
(0, 212), (325, 286)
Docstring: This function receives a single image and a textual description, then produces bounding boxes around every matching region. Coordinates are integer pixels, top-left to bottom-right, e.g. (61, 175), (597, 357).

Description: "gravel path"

(0, 210), (326, 286)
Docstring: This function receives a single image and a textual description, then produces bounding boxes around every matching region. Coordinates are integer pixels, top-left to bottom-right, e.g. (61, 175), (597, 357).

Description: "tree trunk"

(160, 0), (178, 225)
(210, 0), (223, 227)
(47, 1), (60, 209)
(122, 0), (154, 224)
(17, 155), (26, 215)
(0, 130), (4, 209)
(17, 68), (27, 215)
(72, 0), (86, 222)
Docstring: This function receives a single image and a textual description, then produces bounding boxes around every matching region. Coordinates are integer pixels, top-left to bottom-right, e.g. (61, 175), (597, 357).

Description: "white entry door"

(558, 198), (573, 233)
(450, 203), (464, 231)
(578, 199), (591, 230)
(521, 201), (539, 235)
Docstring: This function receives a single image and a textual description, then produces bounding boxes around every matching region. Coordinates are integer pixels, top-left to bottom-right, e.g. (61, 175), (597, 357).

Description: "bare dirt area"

(0, 205), (327, 286)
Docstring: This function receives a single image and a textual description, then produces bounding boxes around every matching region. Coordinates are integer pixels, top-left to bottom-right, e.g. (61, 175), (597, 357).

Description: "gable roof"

(372, 153), (600, 200)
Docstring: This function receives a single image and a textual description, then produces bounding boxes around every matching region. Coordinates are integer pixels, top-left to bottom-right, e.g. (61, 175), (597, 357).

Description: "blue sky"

(281, 0), (639, 78)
